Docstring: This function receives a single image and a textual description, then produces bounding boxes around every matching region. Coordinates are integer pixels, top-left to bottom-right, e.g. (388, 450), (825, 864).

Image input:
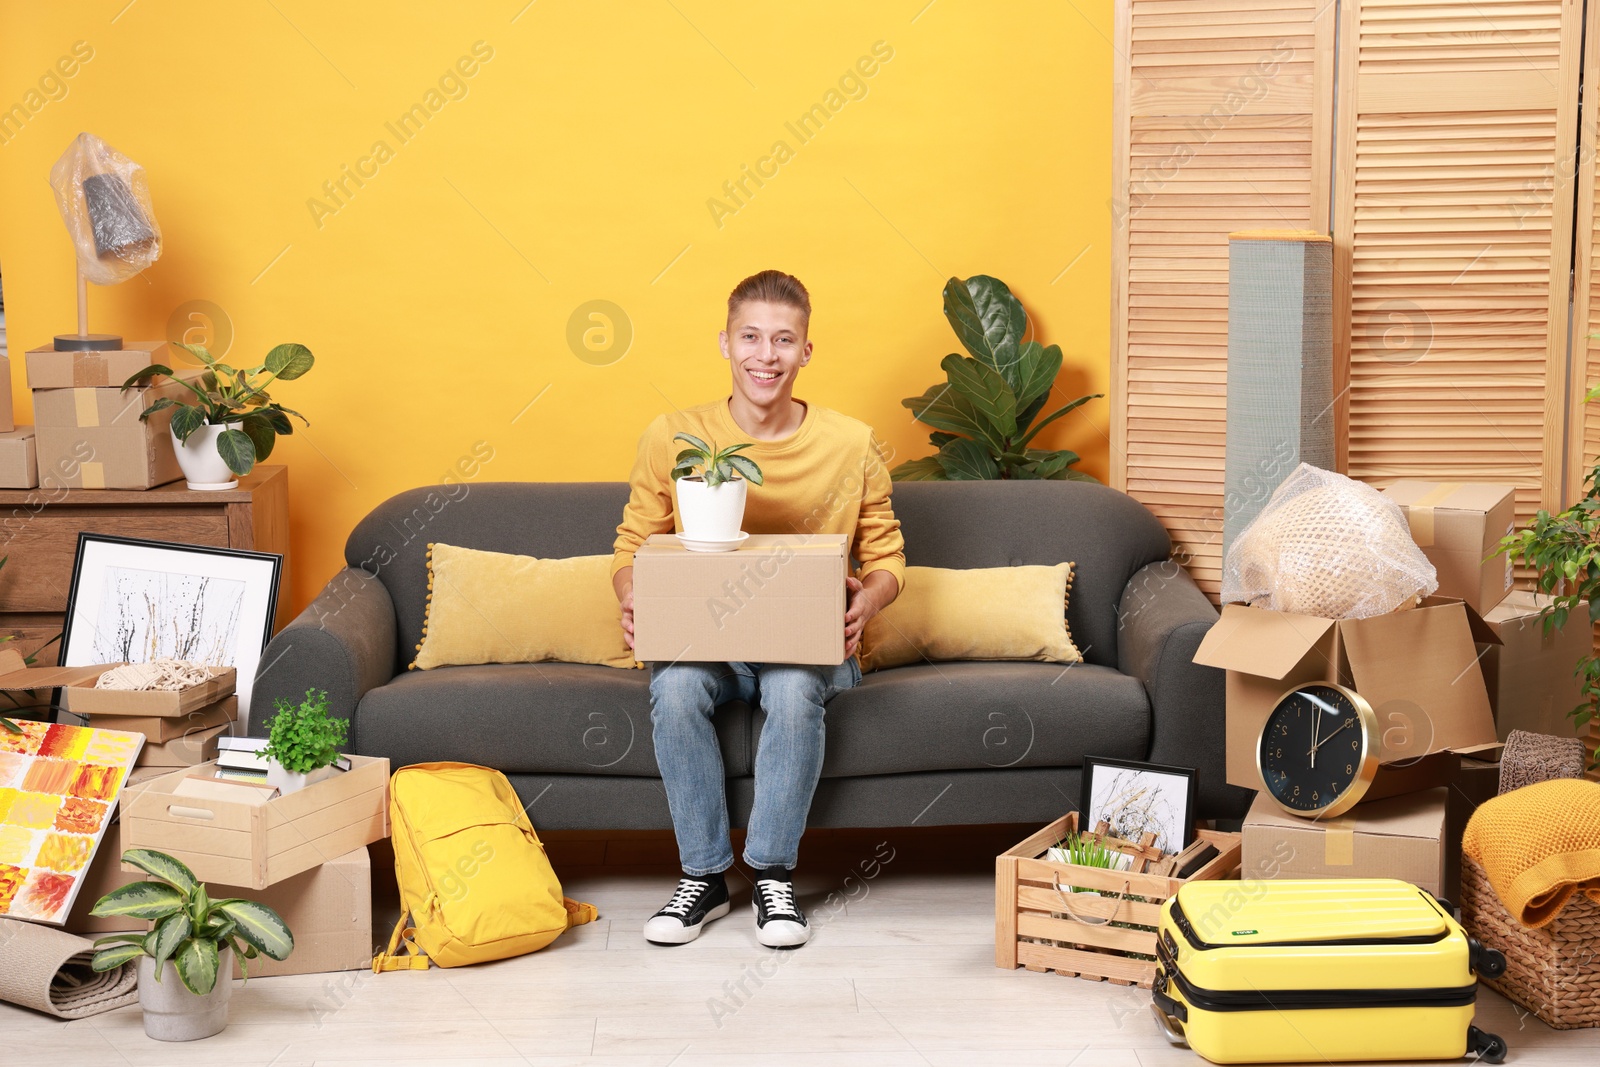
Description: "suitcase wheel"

(1468, 1026), (1507, 1064)
(1469, 939), (1508, 980)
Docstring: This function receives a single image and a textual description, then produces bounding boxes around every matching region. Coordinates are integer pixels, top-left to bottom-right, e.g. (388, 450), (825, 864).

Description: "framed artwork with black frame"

(59, 533), (283, 724)
(1079, 755), (1198, 856)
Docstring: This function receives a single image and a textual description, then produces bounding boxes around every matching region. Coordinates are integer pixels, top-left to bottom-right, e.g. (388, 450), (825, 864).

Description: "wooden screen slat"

(1111, 0), (1335, 599)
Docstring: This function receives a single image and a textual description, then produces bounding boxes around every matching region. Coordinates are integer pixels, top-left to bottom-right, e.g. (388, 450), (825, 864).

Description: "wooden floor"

(4, 827), (1595, 1066)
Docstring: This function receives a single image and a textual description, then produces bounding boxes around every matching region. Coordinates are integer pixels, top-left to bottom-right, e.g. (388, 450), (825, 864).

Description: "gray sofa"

(251, 480), (1253, 828)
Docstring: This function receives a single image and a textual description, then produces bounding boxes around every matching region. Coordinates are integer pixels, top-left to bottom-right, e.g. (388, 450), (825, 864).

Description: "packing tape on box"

(73, 389), (99, 428)
(1322, 815), (1355, 866)
(80, 462), (105, 489)
(78, 354), (111, 387)
(1403, 481), (1461, 548)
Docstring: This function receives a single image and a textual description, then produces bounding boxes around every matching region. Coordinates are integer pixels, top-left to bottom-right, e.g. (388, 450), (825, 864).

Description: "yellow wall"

(0, 0), (1112, 618)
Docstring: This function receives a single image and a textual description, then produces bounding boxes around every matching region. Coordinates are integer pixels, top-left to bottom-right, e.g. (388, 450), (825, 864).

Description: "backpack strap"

(564, 897), (599, 928)
(372, 912), (432, 973)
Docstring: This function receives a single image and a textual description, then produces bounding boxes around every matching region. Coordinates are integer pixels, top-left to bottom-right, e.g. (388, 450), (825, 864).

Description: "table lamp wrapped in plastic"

(1221, 463), (1437, 619)
(49, 132), (160, 286)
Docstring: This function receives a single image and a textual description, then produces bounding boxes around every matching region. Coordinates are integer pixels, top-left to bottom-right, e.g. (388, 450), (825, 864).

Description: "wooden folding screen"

(1110, 0), (1335, 598)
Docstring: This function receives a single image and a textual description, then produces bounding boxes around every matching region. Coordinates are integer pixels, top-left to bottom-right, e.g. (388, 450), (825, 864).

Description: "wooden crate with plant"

(996, 811), (1240, 988)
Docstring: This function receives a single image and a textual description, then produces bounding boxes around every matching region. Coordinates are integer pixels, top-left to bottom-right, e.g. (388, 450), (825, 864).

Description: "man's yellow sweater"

(611, 398), (906, 591)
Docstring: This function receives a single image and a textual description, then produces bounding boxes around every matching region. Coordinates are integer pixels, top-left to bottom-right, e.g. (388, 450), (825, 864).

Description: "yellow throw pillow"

(411, 544), (639, 670)
(859, 563), (1079, 672)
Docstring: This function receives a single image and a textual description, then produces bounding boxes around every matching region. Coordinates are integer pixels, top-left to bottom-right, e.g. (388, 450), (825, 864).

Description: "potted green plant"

(121, 341), (313, 491)
(262, 687), (349, 794)
(89, 848), (293, 1041)
(1047, 830), (1131, 892)
(892, 275), (1101, 481)
(670, 432), (763, 547)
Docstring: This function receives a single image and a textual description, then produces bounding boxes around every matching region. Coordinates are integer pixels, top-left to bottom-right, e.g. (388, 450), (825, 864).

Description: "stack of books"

(216, 736), (270, 784)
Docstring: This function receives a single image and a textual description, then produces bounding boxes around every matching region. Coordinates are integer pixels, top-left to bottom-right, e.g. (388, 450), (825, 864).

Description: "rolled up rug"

(0, 918), (139, 1019)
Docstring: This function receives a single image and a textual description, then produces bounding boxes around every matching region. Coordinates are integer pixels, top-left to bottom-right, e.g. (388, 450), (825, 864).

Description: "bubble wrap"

(49, 132), (161, 285)
(1221, 463), (1437, 619)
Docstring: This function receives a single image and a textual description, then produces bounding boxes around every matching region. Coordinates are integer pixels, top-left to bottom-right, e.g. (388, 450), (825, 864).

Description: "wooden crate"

(996, 811), (1241, 988)
(121, 755), (389, 889)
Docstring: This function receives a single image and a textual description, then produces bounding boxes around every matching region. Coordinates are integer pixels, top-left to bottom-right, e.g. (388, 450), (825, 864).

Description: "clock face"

(1258, 683), (1376, 817)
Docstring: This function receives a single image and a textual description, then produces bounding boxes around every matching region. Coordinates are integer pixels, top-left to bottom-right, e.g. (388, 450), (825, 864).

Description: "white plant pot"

(139, 947), (232, 1042)
(675, 476), (748, 541)
(265, 760), (339, 795)
(171, 423), (239, 491)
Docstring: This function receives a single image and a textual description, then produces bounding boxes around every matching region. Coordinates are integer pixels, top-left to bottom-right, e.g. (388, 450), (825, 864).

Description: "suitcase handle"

(1150, 975), (1189, 1047)
(1050, 873), (1132, 925)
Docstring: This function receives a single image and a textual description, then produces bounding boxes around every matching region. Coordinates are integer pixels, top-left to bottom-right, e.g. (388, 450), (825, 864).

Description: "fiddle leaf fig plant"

(670, 432), (763, 488)
(892, 275), (1102, 482)
(89, 849), (293, 993)
(262, 688), (348, 774)
(121, 342), (314, 478)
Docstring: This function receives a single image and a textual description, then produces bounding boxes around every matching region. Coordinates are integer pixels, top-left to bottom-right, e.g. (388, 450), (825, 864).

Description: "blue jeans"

(649, 658), (861, 875)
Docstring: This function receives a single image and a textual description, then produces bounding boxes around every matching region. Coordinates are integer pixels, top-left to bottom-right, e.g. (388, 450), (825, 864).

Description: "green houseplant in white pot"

(121, 341), (314, 491)
(262, 687), (348, 794)
(671, 432), (763, 546)
(89, 848), (293, 1041)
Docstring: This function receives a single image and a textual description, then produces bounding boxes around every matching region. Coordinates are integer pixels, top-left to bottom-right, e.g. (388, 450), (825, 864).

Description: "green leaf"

(169, 404), (205, 443)
(1015, 393), (1103, 449)
(673, 432), (712, 455)
(216, 428), (257, 476)
(1013, 342), (1063, 410)
(1021, 450), (1077, 479)
(928, 431), (958, 448)
(213, 900), (294, 961)
(263, 343), (315, 380)
(942, 275), (1026, 368)
(121, 849), (199, 894)
(673, 448), (704, 468)
(90, 880), (185, 920)
(91, 932), (148, 948)
(901, 385), (1004, 453)
(940, 354), (1017, 437)
(935, 438), (1002, 481)
(91, 943), (147, 972)
(890, 456), (950, 481)
(724, 454), (764, 485)
(149, 912), (192, 976)
(175, 937), (221, 996)
(121, 363), (175, 389)
(138, 397), (180, 422)
(241, 413), (277, 462)
(714, 442), (756, 460)
(173, 342), (214, 365)
(670, 465), (695, 481)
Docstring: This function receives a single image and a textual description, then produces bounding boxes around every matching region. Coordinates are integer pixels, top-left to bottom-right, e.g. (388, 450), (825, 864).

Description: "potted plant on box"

(262, 687), (348, 794)
(121, 341), (314, 491)
(89, 848), (293, 1041)
(892, 275), (1102, 481)
(670, 432), (763, 547)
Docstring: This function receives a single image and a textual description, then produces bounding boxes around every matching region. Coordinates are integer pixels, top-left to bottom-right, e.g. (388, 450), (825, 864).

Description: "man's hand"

(844, 570), (898, 660)
(613, 566), (635, 650)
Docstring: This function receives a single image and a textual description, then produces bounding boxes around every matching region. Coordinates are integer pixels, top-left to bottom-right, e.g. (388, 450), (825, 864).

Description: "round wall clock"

(1256, 682), (1380, 818)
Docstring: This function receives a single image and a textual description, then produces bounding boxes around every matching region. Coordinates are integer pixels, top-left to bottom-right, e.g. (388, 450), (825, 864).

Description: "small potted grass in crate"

(262, 688), (348, 795)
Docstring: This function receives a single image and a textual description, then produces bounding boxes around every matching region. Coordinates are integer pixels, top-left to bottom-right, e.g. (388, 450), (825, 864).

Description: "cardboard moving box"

(0, 424), (36, 488)
(32, 369), (204, 489)
(66, 665), (237, 717)
(632, 533), (847, 665)
(25, 341), (170, 389)
(1194, 597), (1501, 795)
(83, 693), (238, 742)
(1480, 590), (1590, 741)
(1382, 481), (1515, 613)
(1242, 787), (1449, 898)
(0, 353), (13, 432)
(136, 719), (231, 767)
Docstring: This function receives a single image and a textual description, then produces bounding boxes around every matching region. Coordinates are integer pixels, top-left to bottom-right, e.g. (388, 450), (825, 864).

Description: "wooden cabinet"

(0, 465), (290, 667)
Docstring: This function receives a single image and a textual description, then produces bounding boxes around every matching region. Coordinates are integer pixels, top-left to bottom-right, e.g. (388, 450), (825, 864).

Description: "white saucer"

(677, 531), (750, 553)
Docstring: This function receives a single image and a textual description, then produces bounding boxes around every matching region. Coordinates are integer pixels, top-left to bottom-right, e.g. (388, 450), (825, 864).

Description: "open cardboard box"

(0, 647), (237, 718)
(1194, 597), (1501, 797)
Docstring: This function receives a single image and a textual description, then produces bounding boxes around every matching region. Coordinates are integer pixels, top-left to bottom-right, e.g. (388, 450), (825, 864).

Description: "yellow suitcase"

(1151, 879), (1507, 1064)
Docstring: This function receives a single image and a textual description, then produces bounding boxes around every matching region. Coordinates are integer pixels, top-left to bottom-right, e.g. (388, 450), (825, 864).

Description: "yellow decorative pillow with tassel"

(410, 543), (640, 670)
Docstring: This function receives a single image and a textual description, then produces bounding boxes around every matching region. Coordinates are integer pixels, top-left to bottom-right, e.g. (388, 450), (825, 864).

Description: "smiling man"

(610, 269), (905, 948)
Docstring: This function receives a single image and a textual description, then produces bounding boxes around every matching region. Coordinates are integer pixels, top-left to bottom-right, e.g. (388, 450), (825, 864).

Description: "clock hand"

(1310, 717), (1355, 754)
(1308, 703), (1321, 769)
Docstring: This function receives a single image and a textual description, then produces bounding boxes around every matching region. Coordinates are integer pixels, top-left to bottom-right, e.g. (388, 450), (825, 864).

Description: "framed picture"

(1080, 755), (1198, 855)
(59, 534), (283, 723)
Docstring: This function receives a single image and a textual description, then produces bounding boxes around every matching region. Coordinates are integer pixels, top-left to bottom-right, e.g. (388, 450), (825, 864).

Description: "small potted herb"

(670, 432), (762, 544)
(262, 688), (348, 795)
(1047, 830), (1130, 892)
(90, 848), (293, 1041)
(121, 341), (313, 491)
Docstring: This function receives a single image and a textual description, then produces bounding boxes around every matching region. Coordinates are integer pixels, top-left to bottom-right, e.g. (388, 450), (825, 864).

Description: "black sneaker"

(643, 875), (731, 945)
(751, 867), (810, 948)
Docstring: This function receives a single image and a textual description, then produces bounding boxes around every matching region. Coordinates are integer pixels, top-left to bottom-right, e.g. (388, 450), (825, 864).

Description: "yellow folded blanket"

(1463, 778), (1600, 928)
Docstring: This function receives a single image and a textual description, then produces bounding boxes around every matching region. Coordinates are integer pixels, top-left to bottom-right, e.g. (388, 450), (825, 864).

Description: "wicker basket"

(1460, 856), (1600, 1029)
(995, 811), (1241, 988)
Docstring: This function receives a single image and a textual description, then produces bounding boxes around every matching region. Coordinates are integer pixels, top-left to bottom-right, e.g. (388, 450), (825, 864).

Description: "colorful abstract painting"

(0, 721), (142, 924)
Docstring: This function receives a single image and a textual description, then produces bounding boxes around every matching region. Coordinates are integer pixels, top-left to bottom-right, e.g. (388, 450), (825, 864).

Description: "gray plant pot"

(137, 947), (232, 1041)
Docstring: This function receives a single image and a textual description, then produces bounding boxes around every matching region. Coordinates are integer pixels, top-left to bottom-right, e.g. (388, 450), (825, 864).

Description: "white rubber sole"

(752, 899), (812, 948)
(643, 900), (730, 945)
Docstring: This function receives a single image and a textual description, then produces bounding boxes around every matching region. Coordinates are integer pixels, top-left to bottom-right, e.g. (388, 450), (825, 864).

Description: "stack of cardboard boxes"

(64, 665), (240, 769)
(1200, 482), (1590, 901)
(0, 345), (32, 487)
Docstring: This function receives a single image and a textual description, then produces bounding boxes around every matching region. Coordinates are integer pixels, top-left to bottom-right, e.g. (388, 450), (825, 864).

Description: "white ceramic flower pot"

(675, 476), (748, 541)
(170, 423), (239, 491)
(138, 947), (232, 1042)
(265, 760), (339, 796)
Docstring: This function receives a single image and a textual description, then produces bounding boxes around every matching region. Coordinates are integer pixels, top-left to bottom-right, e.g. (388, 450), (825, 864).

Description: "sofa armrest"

(1117, 560), (1254, 820)
(249, 567), (398, 743)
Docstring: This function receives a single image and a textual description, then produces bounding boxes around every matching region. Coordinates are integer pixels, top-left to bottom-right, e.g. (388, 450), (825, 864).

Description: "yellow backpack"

(373, 762), (597, 971)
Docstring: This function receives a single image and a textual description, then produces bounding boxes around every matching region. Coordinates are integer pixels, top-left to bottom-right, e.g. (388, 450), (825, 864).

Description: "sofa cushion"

(752, 660), (1150, 778)
(354, 662), (751, 776)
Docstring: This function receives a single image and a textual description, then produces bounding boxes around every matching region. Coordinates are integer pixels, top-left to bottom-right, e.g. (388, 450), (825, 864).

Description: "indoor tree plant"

(262, 687), (348, 794)
(892, 275), (1101, 481)
(671, 432), (763, 543)
(89, 848), (293, 1041)
(121, 341), (313, 491)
